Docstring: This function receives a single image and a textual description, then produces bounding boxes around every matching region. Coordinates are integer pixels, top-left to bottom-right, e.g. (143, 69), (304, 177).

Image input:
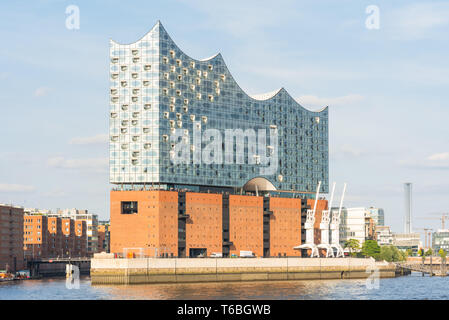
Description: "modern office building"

(367, 207), (385, 226)
(0, 204), (24, 272)
(375, 226), (394, 246)
(432, 229), (449, 253)
(338, 208), (367, 246)
(392, 233), (421, 255)
(109, 22), (329, 258)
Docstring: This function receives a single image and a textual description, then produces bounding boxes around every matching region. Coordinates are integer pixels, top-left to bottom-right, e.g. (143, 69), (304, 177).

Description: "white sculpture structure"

(330, 183), (347, 258)
(317, 182), (336, 257)
(294, 181), (321, 257)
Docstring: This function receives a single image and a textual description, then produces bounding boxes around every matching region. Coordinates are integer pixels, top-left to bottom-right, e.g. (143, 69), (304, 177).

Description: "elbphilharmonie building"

(109, 21), (328, 194)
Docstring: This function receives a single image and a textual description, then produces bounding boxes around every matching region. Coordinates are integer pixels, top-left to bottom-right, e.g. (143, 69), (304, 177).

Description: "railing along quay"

(394, 262), (448, 277)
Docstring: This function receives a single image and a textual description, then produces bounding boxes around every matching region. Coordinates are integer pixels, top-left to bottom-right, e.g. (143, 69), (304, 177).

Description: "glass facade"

(433, 231), (449, 252)
(367, 207), (385, 226)
(109, 22), (328, 193)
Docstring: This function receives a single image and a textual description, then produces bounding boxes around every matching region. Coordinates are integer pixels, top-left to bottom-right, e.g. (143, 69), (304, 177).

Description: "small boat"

(0, 272), (15, 282)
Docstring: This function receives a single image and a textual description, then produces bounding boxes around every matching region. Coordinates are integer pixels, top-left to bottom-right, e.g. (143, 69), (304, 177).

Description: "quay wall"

(90, 257), (396, 284)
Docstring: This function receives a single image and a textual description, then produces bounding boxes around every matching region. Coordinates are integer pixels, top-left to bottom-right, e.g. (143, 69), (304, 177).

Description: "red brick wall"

(23, 215), (48, 259)
(110, 190), (178, 257)
(229, 195), (264, 257)
(269, 197), (302, 257)
(185, 192), (222, 257)
(1, 206), (24, 271)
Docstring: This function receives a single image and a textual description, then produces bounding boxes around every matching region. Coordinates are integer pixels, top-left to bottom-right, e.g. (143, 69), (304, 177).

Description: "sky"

(0, 0), (448, 234)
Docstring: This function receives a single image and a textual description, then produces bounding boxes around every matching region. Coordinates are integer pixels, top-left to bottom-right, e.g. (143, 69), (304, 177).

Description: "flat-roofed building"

(47, 216), (62, 257)
(110, 190), (327, 258)
(23, 214), (48, 260)
(61, 218), (75, 257)
(57, 209), (99, 257)
(393, 233), (421, 255)
(432, 229), (449, 252)
(74, 220), (87, 257)
(97, 221), (110, 253)
(339, 207), (367, 246)
(0, 204), (24, 272)
(367, 207), (385, 226)
(375, 225), (393, 246)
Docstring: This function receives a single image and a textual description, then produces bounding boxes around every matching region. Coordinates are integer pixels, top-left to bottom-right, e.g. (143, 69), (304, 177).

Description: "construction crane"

(294, 181), (321, 257)
(330, 183), (347, 258)
(317, 182), (336, 258)
(417, 214), (449, 230)
(414, 228), (433, 249)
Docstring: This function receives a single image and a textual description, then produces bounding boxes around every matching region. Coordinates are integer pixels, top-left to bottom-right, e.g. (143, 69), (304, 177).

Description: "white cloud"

(0, 183), (36, 193)
(41, 189), (67, 198)
(47, 156), (108, 171)
(330, 144), (367, 159)
(69, 134), (108, 145)
(389, 2), (449, 40)
(34, 87), (52, 97)
(181, 0), (300, 38)
(297, 94), (364, 108)
(399, 152), (449, 170)
(427, 152), (449, 161)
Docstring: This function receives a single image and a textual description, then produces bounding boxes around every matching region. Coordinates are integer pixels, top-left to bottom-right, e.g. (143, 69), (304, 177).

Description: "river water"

(1, 273), (448, 300)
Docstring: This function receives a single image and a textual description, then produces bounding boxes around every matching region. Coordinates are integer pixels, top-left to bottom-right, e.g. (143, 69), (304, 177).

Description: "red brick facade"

(110, 190), (328, 258)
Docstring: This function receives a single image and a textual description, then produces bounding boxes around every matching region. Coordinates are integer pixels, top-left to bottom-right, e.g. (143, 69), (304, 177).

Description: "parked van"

(210, 252), (222, 258)
(239, 251), (255, 258)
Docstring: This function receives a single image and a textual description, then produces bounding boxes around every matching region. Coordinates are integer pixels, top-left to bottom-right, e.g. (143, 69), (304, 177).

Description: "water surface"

(1, 273), (448, 300)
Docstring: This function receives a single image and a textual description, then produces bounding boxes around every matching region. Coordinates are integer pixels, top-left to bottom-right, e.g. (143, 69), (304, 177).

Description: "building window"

(121, 201), (138, 215)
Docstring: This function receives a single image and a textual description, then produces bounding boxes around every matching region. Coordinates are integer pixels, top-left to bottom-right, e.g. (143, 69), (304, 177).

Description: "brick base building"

(110, 190), (327, 258)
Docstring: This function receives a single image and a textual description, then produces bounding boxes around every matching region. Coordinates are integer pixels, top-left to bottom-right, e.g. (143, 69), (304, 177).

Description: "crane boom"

(338, 183), (347, 216)
(328, 182), (336, 210)
(312, 181), (322, 215)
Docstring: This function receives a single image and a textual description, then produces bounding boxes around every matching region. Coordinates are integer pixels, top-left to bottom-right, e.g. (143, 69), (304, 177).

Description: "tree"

(439, 248), (446, 259)
(379, 246), (393, 262)
(425, 248), (433, 256)
(418, 248), (424, 257)
(398, 249), (408, 262)
(378, 245), (407, 262)
(406, 249), (413, 257)
(391, 246), (402, 261)
(345, 239), (360, 257)
(361, 240), (381, 259)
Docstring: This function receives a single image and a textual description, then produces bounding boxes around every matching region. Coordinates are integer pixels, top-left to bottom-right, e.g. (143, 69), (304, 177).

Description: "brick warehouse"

(0, 204), (24, 272)
(110, 190), (328, 258)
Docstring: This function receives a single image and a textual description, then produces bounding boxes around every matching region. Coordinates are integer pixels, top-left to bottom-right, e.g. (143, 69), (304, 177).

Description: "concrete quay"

(90, 255), (396, 285)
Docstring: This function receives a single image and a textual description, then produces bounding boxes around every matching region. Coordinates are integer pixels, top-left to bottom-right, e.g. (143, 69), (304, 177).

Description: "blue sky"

(0, 0), (448, 234)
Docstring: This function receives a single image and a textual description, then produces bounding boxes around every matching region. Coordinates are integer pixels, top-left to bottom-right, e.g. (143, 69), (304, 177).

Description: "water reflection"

(2, 273), (449, 300)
